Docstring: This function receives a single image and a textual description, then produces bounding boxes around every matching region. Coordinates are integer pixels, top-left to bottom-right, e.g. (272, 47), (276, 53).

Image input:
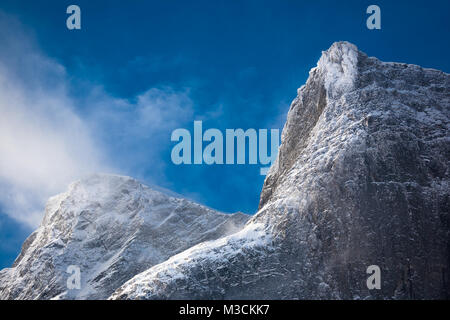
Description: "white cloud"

(0, 78), (108, 226)
(81, 85), (194, 184)
(0, 14), (110, 227)
(0, 12), (194, 227)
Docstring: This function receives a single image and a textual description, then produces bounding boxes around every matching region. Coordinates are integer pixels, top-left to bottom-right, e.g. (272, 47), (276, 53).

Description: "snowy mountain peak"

(316, 41), (358, 96)
(41, 174), (153, 226)
(0, 173), (249, 299)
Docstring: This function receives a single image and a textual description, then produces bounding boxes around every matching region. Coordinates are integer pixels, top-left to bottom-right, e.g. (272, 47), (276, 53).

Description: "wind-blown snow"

(317, 41), (358, 97)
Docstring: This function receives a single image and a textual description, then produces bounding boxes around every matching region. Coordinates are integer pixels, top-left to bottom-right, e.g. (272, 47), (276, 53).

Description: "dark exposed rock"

(111, 42), (449, 300)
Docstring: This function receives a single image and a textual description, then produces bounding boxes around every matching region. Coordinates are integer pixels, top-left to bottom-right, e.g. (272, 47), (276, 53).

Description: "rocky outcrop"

(111, 42), (449, 300)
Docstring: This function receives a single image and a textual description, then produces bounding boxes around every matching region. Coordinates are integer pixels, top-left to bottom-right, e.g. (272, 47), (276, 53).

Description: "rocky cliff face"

(0, 174), (249, 299)
(111, 42), (449, 300)
(1, 42), (448, 300)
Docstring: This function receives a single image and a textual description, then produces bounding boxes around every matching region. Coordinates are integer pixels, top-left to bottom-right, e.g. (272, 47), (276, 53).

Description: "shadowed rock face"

(111, 42), (449, 300)
(0, 174), (249, 300)
(256, 42), (449, 299)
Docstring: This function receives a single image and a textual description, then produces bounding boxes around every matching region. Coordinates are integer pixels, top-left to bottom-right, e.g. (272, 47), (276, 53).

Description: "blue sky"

(0, 0), (449, 268)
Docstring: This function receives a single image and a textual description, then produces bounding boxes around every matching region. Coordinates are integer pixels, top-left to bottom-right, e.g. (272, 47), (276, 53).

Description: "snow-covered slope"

(111, 42), (449, 300)
(0, 174), (249, 299)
